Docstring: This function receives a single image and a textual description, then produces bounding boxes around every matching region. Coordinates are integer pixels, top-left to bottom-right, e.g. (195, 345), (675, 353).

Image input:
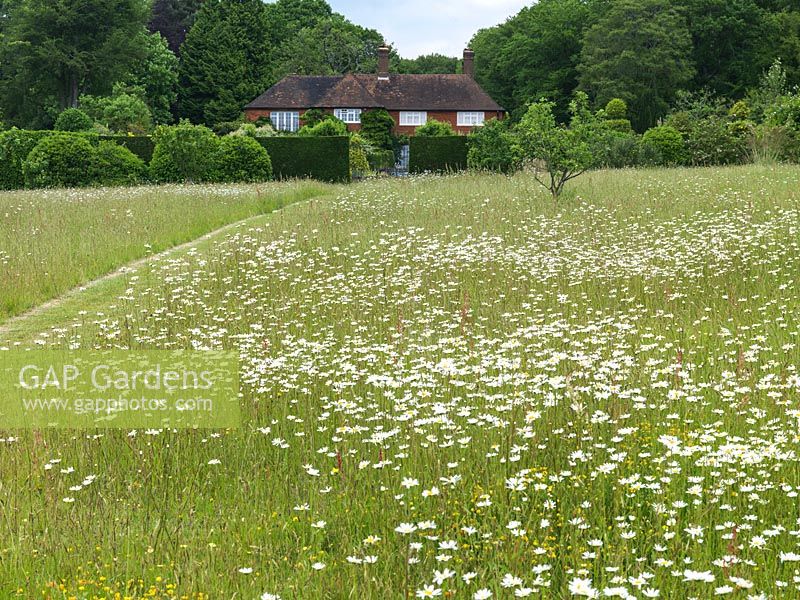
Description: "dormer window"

(334, 109), (362, 124)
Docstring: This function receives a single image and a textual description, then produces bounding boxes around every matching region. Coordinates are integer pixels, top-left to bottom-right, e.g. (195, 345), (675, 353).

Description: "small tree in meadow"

(516, 93), (597, 199)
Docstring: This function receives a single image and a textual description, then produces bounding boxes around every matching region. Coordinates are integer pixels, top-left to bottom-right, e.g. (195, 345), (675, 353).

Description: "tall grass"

(0, 180), (330, 323)
(1, 165), (800, 598)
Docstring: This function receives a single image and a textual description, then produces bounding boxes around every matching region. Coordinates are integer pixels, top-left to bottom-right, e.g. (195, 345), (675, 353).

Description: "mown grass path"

(0, 203), (321, 344)
(0, 180), (331, 324)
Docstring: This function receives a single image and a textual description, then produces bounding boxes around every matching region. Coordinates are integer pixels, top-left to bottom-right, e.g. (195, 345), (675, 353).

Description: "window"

(271, 111), (300, 132)
(457, 111), (485, 126)
(399, 111), (427, 126)
(334, 108), (362, 124)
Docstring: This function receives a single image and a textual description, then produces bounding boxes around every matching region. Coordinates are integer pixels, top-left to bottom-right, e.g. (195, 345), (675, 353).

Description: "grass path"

(0, 187), (337, 346)
(0, 180), (332, 322)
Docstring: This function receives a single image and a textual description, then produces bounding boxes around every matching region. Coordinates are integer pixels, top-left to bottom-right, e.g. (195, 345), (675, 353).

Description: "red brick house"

(244, 47), (504, 135)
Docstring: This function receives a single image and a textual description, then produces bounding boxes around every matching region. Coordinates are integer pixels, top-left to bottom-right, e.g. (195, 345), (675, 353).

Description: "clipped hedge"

(0, 130), (98, 190)
(256, 136), (350, 183)
(93, 141), (147, 186)
(23, 134), (98, 189)
(409, 136), (469, 173)
(214, 135), (273, 183)
(99, 135), (155, 163)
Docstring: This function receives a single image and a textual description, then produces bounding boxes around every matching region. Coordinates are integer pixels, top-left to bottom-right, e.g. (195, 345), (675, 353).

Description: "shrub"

(231, 123), (276, 138)
(214, 135), (273, 183)
(81, 89), (152, 134)
(98, 136), (155, 163)
(596, 133), (661, 169)
(256, 136), (350, 183)
(360, 109), (395, 150)
(349, 134), (371, 179)
(0, 130), (54, 189)
(92, 141), (146, 186)
(150, 121), (220, 183)
(766, 93), (800, 130)
(466, 118), (522, 173)
(213, 120), (244, 136)
(683, 116), (746, 166)
(604, 119), (633, 134)
(729, 100), (751, 121)
(605, 98), (628, 120)
(415, 119), (456, 137)
(409, 136), (469, 173)
(642, 126), (687, 166)
(298, 118), (347, 137)
(54, 108), (94, 132)
(300, 109), (330, 128)
(22, 134), (97, 188)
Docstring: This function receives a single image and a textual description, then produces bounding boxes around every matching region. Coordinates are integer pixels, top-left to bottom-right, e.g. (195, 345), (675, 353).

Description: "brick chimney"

(463, 48), (475, 79)
(378, 44), (390, 80)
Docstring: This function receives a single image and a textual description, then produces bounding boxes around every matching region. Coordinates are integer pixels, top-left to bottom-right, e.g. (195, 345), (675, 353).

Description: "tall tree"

(126, 32), (179, 124)
(471, 0), (597, 121)
(148, 0), (204, 54)
(678, 0), (771, 98)
(395, 54), (458, 74)
(578, 0), (695, 131)
(271, 14), (383, 78)
(264, 0), (332, 47)
(177, 0), (272, 125)
(0, 0), (149, 127)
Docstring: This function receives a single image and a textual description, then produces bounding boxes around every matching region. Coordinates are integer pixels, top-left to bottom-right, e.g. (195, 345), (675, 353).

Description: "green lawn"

(1, 165), (800, 599)
(0, 180), (330, 324)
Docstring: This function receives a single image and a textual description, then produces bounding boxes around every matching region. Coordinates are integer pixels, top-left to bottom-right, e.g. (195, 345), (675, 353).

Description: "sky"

(326, 0), (531, 58)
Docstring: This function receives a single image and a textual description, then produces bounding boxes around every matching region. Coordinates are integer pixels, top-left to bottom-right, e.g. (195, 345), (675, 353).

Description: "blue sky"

(327, 0), (531, 57)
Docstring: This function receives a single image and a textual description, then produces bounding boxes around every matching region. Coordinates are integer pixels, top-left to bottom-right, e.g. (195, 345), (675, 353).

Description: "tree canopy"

(0, 0), (149, 127)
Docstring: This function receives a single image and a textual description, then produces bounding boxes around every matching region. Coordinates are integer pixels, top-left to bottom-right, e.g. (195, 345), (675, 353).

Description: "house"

(244, 47), (504, 135)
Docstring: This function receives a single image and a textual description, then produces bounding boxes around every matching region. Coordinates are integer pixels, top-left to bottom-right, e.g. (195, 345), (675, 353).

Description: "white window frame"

(271, 111), (300, 132)
(457, 111), (485, 127)
(334, 108), (362, 124)
(399, 111), (427, 126)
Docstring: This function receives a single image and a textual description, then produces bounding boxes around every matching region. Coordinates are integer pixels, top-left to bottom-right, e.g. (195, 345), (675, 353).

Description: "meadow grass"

(0, 180), (331, 324)
(1, 165), (800, 599)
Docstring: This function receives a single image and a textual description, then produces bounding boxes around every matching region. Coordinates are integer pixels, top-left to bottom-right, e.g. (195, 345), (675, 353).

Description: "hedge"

(256, 136), (350, 183)
(99, 135), (155, 163)
(409, 136), (469, 173)
(0, 130), (98, 190)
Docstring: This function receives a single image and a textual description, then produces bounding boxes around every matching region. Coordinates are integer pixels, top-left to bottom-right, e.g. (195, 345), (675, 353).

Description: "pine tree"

(176, 0), (272, 125)
(148, 0), (204, 54)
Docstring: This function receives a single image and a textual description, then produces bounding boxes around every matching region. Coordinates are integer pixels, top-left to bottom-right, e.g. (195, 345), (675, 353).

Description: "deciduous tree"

(578, 0), (695, 131)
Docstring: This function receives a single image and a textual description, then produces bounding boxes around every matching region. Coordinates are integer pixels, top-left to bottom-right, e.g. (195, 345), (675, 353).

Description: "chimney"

(378, 44), (390, 80)
(463, 48), (475, 79)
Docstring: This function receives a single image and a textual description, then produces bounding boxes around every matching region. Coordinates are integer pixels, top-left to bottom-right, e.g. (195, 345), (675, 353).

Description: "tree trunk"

(68, 75), (79, 108)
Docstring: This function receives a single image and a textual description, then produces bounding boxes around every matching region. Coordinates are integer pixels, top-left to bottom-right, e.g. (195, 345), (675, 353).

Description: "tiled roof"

(245, 73), (503, 112)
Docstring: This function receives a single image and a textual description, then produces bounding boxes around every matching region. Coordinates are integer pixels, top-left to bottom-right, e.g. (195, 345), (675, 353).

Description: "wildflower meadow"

(1, 165), (800, 599)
